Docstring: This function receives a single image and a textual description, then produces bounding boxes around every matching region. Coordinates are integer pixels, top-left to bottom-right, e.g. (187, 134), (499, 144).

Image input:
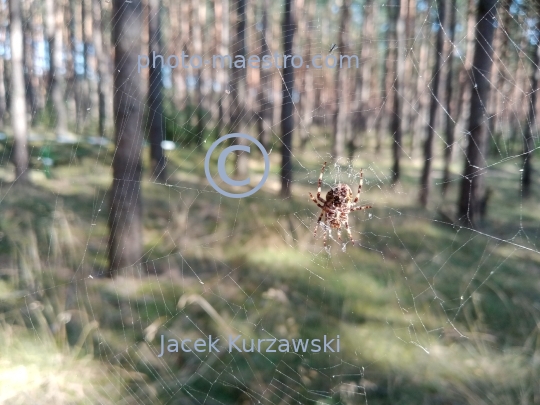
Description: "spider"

(309, 162), (372, 248)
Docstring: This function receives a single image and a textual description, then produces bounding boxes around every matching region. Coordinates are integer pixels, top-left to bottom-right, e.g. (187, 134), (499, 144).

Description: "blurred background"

(0, 0), (539, 403)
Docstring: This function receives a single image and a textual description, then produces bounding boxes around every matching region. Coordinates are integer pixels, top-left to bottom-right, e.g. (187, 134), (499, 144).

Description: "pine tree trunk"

(108, 0), (144, 277)
(8, 0), (29, 183)
(214, 0), (230, 132)
(191, 0), (205, 145)
(441, 0), (457, 196)
(389, 0), (403, 183)
(419, 0), (444, 207)
(168, 0), (185, 108)
(350, 0), (375, 153)
(69, 0), (84, 133)
(454, 0), (476, 146)
(457, 0), (497, 226)
(257, 0), (272, 149)
(92, 0), (110, 138)
(23, 0), (38, 125)
(82, 0), (95, 124)
(401, 0), (415, 143)
(410, 31), (429, 155)
(522, 22), (540, 198)
(375, 12), (391, 153)
(331, 0), (351, 160)
(46, 0), (68, 138)
(148, 0), (166, 181)
(0, 7), (7, 127)
(487, 0), (511, 143)
(271, 8), (282, 131)
(231, 0), (249, 179)
(280, 0), (296, 197)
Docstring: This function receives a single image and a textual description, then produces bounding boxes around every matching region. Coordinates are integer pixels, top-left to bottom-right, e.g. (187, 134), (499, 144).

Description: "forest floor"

(0, 133), (539, 405)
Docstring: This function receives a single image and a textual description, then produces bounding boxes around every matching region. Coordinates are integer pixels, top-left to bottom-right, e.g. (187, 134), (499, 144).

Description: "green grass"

(0, 132), (539, 404)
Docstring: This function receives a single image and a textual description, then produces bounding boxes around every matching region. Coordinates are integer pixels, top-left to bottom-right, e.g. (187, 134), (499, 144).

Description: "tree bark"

(349, 0), (375, 154)
(82, 0), (95, 124)
(409, 33), (431, 156)
(401, 0), (415, 145)
(280, 0), (296, 197)
(69, 0), (84, 133)
(8, 0), (30, 183)
(231, 0), (249, 179)
(108, 0), (144, 277)
(148, 0), (166, 181)
(191, 0), (205, 145)
(23, 0), (38, 125)
(257, 0), (272, 149)
(92, 0), (111, 138)
(487, 0), (512, 144)
(454, 0), (476, 149)
(331, 0), (351, 160)
(168, 0), (185, 108)
(522, 21), (540, 198)
(214, 0), (230, 132)
(389, 0), (403, 183)
(45, 0), (68, 138)
(457, 0), (497, 226)
(419, 0), (444, 207)
(441, 0), (457, 196)
(0, 6), (7, 127)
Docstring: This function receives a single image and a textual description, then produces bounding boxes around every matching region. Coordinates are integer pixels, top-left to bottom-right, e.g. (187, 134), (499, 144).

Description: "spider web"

(1, 0), (540, 404)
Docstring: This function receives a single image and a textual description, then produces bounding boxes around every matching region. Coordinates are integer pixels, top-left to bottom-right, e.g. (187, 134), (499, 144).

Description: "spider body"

(309, 162), (372, 247)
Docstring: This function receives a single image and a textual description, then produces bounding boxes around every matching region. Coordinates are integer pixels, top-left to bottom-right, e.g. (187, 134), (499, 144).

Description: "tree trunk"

(331, 0), (351, 160)
(231, 0), (249, 179)
(23, 0), (38, 125)
(0, 6), (7, 127)
(487, 0), (512, 144)
(8, 0), (29, 183)
(92, 0), (111, 138)
(148, 0), (166, 181)
(214, 0), (230, 132)
(271, 7), (282, 131)
(441, 0), (457, 196)
(280, 0), (296, 197)
(410, 28), (430, 155)
(522, 21), (540, 198)
(389, 0), (403, 183)
(108, 0), (144, 277)
(349, 0), (375, 154)
(457, 0), (497, 226)
(82, 0), (95, 124)
(46, 0), (68, 138)
(257, 0), (272, 149)
(69, 0), (84, 133)
(191, 0), (205, 145)
(419, 0), (444, 207)
(168, 0), (185, 108)
(401, 0), (416, 146)
(297, 0), (315, 151)
(454, 0), (476, 148)
(375, 13), (391, 154)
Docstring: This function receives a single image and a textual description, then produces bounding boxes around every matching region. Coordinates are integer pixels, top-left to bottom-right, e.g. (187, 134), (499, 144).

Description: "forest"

(0, 0), (539, 403)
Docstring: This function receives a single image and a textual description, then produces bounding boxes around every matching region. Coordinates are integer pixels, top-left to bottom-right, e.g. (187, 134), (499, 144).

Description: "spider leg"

(309, 192), (325, 208)
(317, 162), (327, 203)
(353, 168), (364, 204)
(350, 205), (372, 212)
(345, 221), (356, 245)
(313, 209), (325, 237)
